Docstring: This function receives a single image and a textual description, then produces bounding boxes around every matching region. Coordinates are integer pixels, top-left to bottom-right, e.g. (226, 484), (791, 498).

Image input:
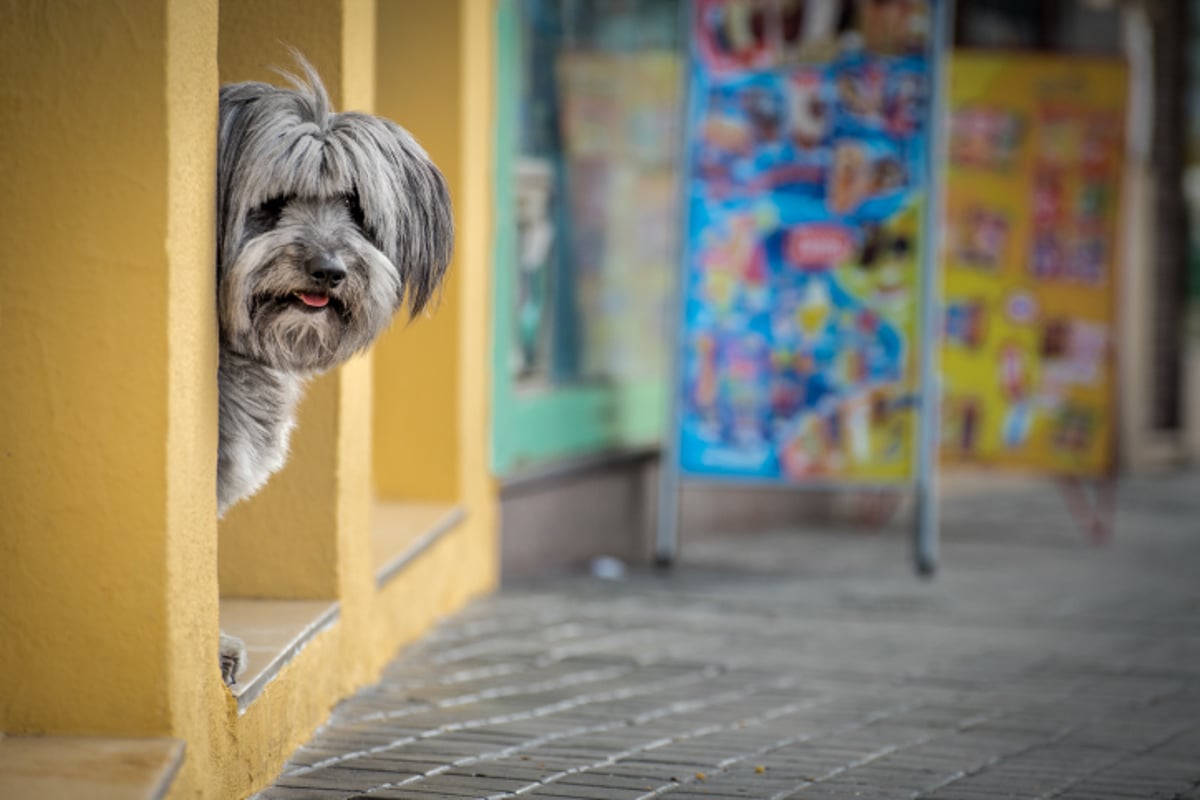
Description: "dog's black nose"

(306, 253), (347, 288)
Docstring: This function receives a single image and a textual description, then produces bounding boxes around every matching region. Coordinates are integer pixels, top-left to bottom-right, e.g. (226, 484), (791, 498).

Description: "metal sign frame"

(657, 0), (951, 576)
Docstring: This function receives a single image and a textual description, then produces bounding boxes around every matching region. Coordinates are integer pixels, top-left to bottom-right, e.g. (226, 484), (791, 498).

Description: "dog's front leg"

(219, 631), (248, 686)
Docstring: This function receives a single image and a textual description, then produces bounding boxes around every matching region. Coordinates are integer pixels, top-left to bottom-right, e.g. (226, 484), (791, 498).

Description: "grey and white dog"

(215, 59), (453, 685)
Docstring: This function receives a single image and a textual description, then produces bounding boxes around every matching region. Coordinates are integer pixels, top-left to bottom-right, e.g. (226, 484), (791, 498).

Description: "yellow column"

(366, 0), (499, 675)
(164, 2), (226, 797)
(0, 0), (220, 747)
(455, 0), (502, 585)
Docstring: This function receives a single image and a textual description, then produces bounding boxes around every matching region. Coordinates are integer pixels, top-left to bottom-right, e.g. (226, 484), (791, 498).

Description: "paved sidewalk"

(259, 472), (1200, 800)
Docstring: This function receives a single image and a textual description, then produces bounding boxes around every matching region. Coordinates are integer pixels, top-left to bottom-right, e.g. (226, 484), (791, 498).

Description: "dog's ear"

(397, 140), (454, 318)
(347, 116), (454, 318)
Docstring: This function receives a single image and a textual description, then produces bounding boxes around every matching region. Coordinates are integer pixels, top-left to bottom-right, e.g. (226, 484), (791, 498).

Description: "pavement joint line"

(763, 708), (1006, 800)
(630, 699), (938, 800)
(481, 694), (828, 799)
(371, 646), (656, 696)
(423, 612), (588, 644)
(643, 680), (1102, 800)
(1031, 716), (1198, 799)
(348, 674), (809, 796)
(423, 603), (669, 645)
(341, 664), (640, 724)
(911, 682), (1195, 799)
(426, 622), (599, 665)
(378, 663), (530, 692)
(911, 724), (1096, 800)
(429, 625), (666, 666)
(286, 665), (726, 777)
(483, 735), (678, 800)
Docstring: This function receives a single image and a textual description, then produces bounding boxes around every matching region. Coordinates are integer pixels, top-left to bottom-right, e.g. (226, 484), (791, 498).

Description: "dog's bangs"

(249, 128), (356, 203)
(324, 120), (411, 222)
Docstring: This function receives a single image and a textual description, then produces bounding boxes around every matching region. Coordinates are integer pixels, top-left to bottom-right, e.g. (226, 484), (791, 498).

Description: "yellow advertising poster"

(941, 52), (1126, 476)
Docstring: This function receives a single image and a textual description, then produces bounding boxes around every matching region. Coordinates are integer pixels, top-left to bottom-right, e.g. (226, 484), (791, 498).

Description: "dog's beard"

(219, 197), (402, 374)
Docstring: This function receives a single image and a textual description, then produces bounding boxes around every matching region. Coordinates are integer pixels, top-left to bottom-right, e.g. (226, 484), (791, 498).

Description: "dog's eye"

(246, 197), (288, 233)
(342, 192), (367, 231)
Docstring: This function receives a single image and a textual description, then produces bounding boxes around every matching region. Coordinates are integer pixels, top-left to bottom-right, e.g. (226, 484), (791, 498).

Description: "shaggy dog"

(215, 58), (453, 684)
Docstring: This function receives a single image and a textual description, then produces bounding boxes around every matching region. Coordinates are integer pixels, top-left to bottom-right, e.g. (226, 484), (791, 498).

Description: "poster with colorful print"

(941, 53), (1125, 477)
(674, 0), (938, 484)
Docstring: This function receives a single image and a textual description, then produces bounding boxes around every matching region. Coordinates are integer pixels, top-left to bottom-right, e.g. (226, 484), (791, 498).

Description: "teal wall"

(490, 0), (669, 476)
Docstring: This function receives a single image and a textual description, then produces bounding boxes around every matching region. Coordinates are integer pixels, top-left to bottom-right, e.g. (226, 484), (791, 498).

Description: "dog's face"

(220, 188), (402, 374)
(216, 63), (453, 374)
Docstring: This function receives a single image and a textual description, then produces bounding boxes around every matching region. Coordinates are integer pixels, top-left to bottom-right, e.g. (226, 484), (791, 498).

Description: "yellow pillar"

(366, 0), (500, 685)
(164, 3), (227, 797)
(455, 0), (502, 584)
(0, 0), (220, 755)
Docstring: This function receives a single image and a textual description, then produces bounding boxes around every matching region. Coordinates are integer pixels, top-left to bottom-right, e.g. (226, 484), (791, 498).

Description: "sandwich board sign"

(658, 0), (948, 574)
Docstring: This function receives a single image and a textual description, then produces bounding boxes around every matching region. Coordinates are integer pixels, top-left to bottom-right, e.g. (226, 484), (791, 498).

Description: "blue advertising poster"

(675, 0), (938, 484)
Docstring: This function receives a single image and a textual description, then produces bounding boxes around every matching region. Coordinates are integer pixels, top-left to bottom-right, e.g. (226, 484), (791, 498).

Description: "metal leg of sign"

(656, 0), (697, 572)
(913, 373), (940, 577)
(913, 0), (951, 579)
(914, 476), (938, 578)
(655, 454), (680, 568)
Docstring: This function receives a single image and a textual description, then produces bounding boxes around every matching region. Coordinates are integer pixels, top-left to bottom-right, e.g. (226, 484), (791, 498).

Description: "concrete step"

(0, 735), (184, 800)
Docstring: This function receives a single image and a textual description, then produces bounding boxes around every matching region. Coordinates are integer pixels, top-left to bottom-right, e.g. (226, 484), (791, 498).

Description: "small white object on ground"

(589, 556), (627, 581)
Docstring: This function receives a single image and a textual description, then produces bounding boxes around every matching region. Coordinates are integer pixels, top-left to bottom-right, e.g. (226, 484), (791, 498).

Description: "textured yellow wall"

(0, 0), (187, 735)
(367, 0), (499, 646)
(373, 0), (465, 502)
(164, 1), (226, 796)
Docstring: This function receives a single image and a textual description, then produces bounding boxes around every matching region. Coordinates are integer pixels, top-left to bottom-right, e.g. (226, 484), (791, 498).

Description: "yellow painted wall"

(373, 0), (465, 502)
(370, 0), (500, 618)
(0, 0), (199, 736)
(1, 1), (497, 796)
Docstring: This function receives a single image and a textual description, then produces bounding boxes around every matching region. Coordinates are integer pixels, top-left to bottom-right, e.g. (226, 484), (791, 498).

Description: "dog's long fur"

(215, 58), (453, 683)
(216, 59), (453, 514)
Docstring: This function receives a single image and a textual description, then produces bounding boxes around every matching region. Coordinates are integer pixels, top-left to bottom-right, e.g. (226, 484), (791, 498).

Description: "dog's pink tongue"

(298, 292), (330, 308)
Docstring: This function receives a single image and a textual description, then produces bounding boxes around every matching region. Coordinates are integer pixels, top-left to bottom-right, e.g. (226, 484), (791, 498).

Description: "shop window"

(494, 0), (686, 474)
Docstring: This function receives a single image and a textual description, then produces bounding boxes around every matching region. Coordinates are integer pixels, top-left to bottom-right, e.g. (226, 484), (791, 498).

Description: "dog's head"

(216, 58), (453, 373)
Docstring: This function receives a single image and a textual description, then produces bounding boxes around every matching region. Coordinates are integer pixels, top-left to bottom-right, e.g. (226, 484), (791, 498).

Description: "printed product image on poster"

(677, 0), (936, 484)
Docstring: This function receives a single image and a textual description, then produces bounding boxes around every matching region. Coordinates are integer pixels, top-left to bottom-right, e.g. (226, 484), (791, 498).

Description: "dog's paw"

(219, 632), (248, 687)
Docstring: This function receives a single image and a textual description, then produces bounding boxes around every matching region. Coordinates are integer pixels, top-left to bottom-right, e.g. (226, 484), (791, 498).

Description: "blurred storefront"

(491, 0), (853, 577)
(490, 0), (1200, 578)
(492, 0), (687, 576)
